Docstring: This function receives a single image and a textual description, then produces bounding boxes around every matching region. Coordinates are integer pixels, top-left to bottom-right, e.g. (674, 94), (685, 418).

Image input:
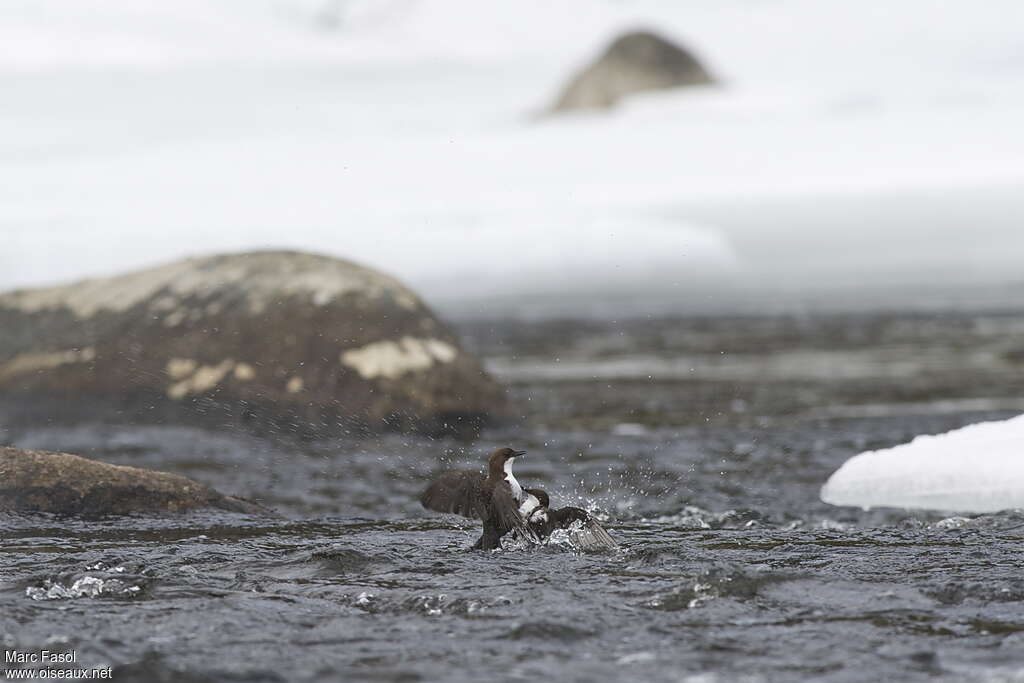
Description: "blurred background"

(4, 0), (1024, 316)
(3, 0), (1024, 498)
(6, 0), (1024, 435)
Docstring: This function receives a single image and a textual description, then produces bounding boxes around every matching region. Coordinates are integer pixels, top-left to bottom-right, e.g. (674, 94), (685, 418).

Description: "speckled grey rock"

(550, 30), (714, 112)
(0, 251), (506, 437)
(0, 447), (273, 516)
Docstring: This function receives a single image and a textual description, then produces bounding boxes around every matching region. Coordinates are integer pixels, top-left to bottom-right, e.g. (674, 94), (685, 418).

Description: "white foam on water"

(26, 575), (142, 600)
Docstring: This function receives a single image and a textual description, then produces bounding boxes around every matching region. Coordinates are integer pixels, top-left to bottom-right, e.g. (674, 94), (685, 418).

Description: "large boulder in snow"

(0, 251), (505, 437)
(0, 447), (273, 516)
(550, 30), (714, 112)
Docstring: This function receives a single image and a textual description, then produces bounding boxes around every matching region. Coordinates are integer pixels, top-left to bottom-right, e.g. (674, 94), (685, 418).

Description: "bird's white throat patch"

(503, 458), (523, 500)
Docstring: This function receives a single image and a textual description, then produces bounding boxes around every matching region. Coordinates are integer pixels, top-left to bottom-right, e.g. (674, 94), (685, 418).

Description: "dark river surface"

(3, 312), (1024, 682)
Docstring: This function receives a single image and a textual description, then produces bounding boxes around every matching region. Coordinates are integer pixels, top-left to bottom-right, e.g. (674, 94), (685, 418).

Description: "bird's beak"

(513, 450), (527, 457)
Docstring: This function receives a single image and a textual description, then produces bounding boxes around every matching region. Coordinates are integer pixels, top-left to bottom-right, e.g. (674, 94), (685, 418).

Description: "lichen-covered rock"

(0, 447), (273, 516)
(0, 251), (506, 436)
(550, 30), (714, 112)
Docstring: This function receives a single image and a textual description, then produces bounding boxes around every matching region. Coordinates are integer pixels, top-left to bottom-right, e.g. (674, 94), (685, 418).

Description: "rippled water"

(4, 411), (1024, 683)
(4, 312), (1024, 682)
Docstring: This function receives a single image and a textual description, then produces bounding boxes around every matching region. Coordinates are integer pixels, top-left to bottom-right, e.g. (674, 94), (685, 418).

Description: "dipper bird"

(420, 447), (541, 550)
(521, 488), (618, 551)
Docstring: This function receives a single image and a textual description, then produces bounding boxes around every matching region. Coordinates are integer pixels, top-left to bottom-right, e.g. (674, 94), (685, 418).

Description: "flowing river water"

(3, 312), (1024, 682)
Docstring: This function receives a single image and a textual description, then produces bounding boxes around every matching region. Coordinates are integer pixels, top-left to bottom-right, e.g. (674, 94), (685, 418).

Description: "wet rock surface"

(550, 30), (714, 112)
(0, 251), (506, 437)
(0, 447), (273, 517)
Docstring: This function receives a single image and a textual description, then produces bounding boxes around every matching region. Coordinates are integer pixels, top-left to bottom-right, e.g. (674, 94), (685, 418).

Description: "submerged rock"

(0, 447), (272, 516)
(0, 250), (506, 437)
(550, 30), (714, 112)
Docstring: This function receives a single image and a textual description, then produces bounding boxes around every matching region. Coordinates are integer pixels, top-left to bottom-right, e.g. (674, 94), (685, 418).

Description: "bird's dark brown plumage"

(420, 470), (489, 520)
(420, 447), (539, 550)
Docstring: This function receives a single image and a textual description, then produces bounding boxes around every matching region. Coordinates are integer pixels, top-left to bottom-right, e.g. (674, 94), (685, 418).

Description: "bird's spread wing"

(492, 484), (541, 545)
(551, 506), (618, 551)
(549, 506), (590, 527)
(420, 470), (488, 520)
(574, 518), (618, 551)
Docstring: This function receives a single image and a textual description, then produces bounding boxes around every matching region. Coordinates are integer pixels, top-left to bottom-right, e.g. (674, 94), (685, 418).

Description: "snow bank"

(3, 1), (1024, 312)
(821, 414), (1024, 513)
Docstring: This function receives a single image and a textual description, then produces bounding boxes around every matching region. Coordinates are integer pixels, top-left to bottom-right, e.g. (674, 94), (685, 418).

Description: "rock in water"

(0, 251), (505, 437)
(0, 447), (273, 516)
(550, 30), (714, 112)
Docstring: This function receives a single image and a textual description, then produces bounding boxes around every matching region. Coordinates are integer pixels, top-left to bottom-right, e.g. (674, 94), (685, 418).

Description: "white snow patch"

(821, 414), (1024, 513)
(2, 1), (1024, 311)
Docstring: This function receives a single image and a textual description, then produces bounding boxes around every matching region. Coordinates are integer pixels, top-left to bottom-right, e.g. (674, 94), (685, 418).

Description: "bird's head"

(488, 447), (526, 478)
